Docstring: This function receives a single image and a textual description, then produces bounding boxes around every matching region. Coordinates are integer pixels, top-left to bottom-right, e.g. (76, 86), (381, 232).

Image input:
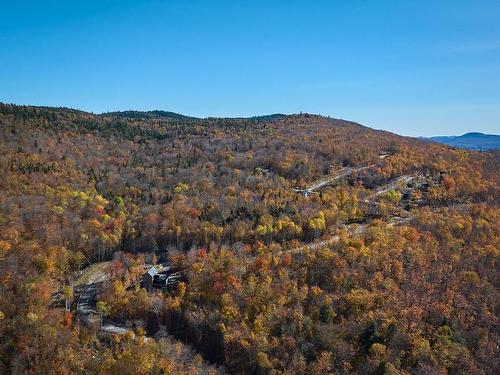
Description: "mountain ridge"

(2, 102), (497, 152)
(428, 132), (500, 150)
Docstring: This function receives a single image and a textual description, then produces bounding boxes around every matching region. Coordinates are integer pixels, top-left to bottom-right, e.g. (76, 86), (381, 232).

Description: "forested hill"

(0, 103), (499, 374)
(100, 110), (200, 121)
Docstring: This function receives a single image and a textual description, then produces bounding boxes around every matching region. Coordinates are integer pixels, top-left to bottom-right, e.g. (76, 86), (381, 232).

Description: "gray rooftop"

(147, 267), (158, 276)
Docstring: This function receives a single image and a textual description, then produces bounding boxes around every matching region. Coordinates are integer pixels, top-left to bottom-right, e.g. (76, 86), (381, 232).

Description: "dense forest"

(0, 103), (498, 374)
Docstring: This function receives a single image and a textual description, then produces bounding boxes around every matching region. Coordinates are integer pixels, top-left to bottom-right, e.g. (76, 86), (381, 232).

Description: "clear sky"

(1, 0), (499, 136)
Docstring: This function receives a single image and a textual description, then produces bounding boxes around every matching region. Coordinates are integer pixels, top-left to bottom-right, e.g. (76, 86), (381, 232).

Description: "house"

(143, 267), (157, 291)
(153, 270), (183, 290)
(142, 265), (184, 291)
(153, 273), (169, 288)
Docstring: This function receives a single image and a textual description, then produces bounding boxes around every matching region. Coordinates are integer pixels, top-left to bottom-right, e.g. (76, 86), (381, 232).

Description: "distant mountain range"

(426, 132), (500, 151)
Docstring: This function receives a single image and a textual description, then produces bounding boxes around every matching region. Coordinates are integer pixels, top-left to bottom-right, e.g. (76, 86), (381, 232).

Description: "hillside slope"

(0, 103), (498, 374)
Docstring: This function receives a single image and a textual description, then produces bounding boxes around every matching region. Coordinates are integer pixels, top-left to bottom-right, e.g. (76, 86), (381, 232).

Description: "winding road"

(75, 265), (137, 335)
(305, 165), (376, 192)
(281, 215), (413, 256)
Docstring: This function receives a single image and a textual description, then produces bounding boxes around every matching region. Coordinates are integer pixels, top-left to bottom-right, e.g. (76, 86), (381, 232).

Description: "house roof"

(146, 267), (158, 276)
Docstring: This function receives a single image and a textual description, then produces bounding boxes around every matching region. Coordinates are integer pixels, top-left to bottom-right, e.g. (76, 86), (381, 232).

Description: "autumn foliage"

(0, 104), (498, 374)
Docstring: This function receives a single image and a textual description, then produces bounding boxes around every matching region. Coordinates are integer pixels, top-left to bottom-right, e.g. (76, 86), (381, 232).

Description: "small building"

(153, 273), (169, 288)
(143, 267), (157, 291)
(153, 270), (183, 289)
(143, 265), (184, 291)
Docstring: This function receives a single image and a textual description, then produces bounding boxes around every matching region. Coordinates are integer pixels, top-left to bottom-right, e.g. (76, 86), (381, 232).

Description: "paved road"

(283, 215), (413, 255)
(359, 175), (415, 206)
(284, 202), (470, 256)
(75, 265), (143, 336)
(373, 175), (414, 196)
(306, 165), (375, 192)
(102, 320), (134, 335)
(76, 273), (108, 324)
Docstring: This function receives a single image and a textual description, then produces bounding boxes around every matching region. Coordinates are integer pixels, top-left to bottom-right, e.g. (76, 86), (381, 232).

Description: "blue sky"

(1, 0), (499, 136)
